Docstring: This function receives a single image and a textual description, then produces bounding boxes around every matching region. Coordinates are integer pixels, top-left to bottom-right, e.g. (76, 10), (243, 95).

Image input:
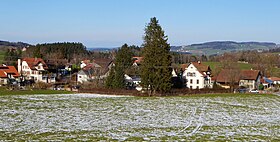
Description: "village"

(2, 1), (280, 141)
(1, 54), (279, 95)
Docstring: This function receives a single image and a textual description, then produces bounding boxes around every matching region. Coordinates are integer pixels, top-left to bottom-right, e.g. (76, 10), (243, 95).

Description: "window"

(190, 86), (192, 89)
(190, 79), (193, 84)
(197, 79), (199, 84)
(196, 86), (199, 89)
(187, 72), (196, 77)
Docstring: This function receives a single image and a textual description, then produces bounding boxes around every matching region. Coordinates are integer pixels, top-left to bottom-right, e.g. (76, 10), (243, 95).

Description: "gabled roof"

(215, 69), (260, 83)
(191, 62), (210, 72)
(93, 58), (114, 73)
(22, 58), (48, 70)
(240, 70), (260, 80)
(215, 69), (240, 83)
(181, 64), (189, 71)
(0, 66), (20, 78)
(93, 58), (113, 68)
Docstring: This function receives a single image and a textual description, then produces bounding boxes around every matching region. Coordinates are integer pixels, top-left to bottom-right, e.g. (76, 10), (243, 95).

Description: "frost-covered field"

(0, 93), (279, 141)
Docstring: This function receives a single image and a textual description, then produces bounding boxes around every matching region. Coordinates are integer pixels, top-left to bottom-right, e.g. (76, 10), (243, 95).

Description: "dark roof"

(240, 70), (260, 80)
(216, 69), (260, 83)
(216, 69), (240, 83)
(93, 58), (113, 68)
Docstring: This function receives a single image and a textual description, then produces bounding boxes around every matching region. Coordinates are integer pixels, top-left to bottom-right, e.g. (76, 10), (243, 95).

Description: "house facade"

(0, 66), (20, 85)
(239, 70), (261, 90)
(215, 69), (261, 90)
(18, 58), (55, 83)
(77, 59), (114, 83)
(268, 77), (280, 85)
(182, 62), (212, 89)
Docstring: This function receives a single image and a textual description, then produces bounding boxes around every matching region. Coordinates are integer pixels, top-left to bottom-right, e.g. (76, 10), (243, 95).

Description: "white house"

(18, 58), (55, 83)
(77, 58), (114, 83)
(182, 62), (212, 89)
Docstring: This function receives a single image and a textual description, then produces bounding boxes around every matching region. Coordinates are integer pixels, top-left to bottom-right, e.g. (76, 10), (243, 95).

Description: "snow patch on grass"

(0, 94), (279, 141)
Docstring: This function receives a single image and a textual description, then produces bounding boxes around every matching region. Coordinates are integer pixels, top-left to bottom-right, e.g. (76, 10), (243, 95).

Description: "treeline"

(0, 40), (30, 48)
(24, 42), (91, 62)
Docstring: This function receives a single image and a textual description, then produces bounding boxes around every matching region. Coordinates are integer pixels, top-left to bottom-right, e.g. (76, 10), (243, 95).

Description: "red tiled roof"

(181, 64), (190, 71)
(22, 58), (48, 70)
(191, 62), (210, 72)
(0, 66), (20, 78)
(0, 70), (6, 78)
(133, 57), (143, 64)
(268, 77), (280, 81)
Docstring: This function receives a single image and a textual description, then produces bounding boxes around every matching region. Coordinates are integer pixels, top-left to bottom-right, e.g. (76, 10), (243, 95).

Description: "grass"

(0, 87), (72, 95)
(0, 51), (5, 64)
(0, 93), (279, 141)
(204, 61), (253, 70)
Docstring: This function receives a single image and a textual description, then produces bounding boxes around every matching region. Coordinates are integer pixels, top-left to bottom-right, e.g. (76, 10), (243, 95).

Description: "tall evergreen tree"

(141, 17), (172, 95)
(105, 44), (133, 88)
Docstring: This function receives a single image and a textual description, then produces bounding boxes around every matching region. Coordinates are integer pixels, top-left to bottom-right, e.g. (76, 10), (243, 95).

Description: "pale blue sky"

(0, 0), (279, 47)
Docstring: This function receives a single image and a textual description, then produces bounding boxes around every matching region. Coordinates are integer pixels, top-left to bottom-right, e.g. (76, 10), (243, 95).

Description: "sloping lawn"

(204, 62), (253, 70)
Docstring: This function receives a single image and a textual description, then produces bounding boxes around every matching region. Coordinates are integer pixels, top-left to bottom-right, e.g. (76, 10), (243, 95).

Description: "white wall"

(183, 64), (205, 89)
(19, 60), (51, 83)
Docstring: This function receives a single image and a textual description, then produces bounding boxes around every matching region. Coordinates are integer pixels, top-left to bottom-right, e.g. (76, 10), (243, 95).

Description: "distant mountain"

(0, 40), (31, 48)
(171, 41), (277, 55)
(87, 47), (114, 52)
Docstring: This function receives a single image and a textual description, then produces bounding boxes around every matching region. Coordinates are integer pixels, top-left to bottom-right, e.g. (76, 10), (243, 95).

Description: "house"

(77, 58), (114, 83)
(215, 69), (240, 89)
(182, 61), (212, 89)
(0, 66), (20, 85)
(215, 69), (261, 90)
(260, 77), (273, 89)
(125, 74), (141, 87)
(132, 57), (143, 66)
(18, 58), (55, 83)
(239, 70), (261, 90)
(268, 77), (280, 85)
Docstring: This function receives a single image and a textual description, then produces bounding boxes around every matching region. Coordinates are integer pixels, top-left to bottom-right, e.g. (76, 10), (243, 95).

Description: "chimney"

(18, 59), (21, 74)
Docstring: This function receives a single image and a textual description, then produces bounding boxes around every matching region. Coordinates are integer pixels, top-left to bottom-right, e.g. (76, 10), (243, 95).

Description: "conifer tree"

(141, 17), (172, 95)
(105, 44), (133, 88)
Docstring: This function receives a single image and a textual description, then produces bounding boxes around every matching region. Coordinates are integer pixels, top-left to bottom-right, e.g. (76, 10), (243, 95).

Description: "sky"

(0, 0), (279, 47)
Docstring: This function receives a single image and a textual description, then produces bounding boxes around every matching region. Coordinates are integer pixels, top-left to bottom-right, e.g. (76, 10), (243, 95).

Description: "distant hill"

(0, 40), (31, 48)
(171, 41), (277, 55)
(87, 47), (114, 52)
